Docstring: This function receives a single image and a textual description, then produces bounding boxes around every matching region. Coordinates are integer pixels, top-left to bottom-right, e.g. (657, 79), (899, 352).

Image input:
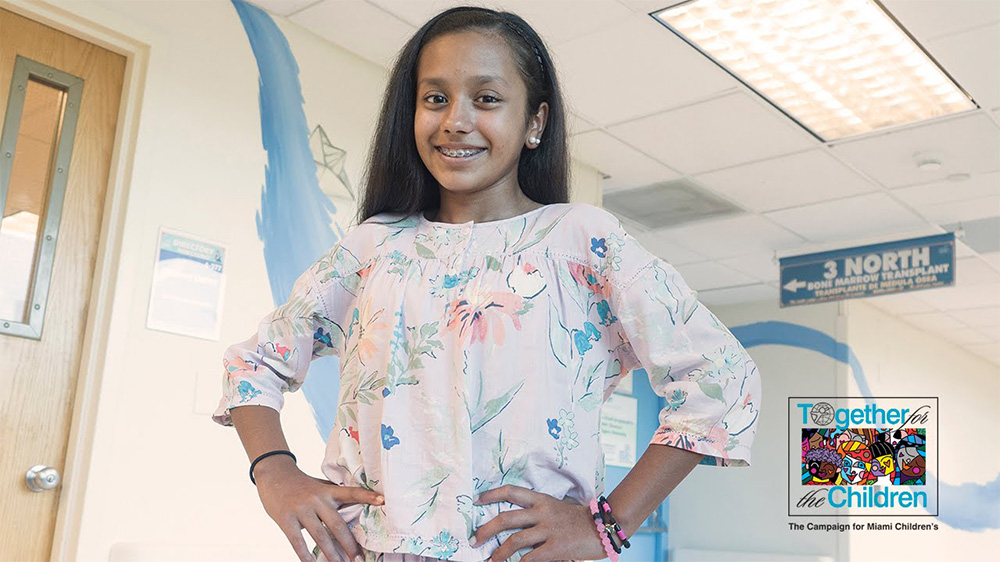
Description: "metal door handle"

(25, 465), (60, 492)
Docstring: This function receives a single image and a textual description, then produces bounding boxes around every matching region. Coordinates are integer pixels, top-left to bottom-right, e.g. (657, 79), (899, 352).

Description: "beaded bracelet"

(594, 498), (622, 554)
(589, 498), (618, 561)
(597, 495), (631, 550)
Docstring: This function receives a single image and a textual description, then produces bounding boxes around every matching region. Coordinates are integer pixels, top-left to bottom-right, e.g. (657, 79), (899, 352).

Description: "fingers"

(278, 518), (318, 562)
(488, 528), (546, 562)
(336, 485), (384, 508)
(471, 508), (535, 548)
(475, 484), (538, 509)
(316, 502), (363, 559)
(519, 543), (560, 562)
(302, 515), (344, 562)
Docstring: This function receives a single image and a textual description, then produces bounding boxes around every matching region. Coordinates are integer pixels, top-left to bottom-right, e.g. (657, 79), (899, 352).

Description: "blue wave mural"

(232, 0), (342, 439)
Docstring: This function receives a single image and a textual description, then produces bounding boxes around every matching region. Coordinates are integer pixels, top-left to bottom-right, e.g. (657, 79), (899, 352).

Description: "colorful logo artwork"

(802, 427), (927, 487)
(789, 397), (938, 517)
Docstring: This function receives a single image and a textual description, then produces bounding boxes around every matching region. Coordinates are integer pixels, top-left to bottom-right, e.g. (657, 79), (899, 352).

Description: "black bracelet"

(250, 450), (296, 485)
(598, 495), (631, 550)
(594, 498), (622, 554)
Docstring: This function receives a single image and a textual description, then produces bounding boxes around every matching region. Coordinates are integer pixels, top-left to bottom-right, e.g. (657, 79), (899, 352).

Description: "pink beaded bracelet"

(589, 498), (619, 562)
(598, 495), (631, 549)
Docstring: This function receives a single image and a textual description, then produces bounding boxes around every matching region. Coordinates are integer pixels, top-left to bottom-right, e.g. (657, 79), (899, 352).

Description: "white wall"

(29, 1), (603, 559)
(667, 299), (845, 562)
(51, 1), (384, 559)
(666, 295), (1000, 562)
(843, 300), (1000, 561)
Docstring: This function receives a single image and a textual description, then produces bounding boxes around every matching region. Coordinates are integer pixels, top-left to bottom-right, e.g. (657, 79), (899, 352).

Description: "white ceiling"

(250, 0), (1000, 365)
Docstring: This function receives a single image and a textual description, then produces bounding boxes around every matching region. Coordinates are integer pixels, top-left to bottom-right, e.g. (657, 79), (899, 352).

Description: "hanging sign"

(780, 233), (954, 307)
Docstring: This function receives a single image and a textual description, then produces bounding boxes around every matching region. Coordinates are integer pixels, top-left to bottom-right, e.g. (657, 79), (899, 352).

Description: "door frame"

(1, 0), (148, 558)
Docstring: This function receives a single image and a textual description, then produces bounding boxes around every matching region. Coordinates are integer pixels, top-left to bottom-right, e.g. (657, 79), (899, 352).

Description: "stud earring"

(529, 136), (540, 144)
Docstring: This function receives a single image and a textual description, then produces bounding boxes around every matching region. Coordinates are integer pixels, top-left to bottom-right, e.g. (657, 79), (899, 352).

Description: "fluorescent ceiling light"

(653, 0), (977, 141)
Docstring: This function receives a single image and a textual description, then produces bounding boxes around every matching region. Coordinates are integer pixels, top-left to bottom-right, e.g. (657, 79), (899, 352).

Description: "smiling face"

(414, 30), (546, 198)
(808, 460), (837, 481)
(841, 454), (869, 484)
(871, 454), (895, 477)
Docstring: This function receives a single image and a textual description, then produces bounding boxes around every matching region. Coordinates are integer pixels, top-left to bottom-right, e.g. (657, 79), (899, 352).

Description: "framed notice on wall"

(601, 393), (638, 468)
(146, 228), (227, 340)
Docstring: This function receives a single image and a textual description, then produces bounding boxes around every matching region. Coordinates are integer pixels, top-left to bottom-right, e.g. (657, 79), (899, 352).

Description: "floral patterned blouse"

(213, 202), (761, 561)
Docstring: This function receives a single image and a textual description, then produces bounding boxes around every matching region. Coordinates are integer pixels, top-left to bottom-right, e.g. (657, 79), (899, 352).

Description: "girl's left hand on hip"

(470, 484), (610, 562)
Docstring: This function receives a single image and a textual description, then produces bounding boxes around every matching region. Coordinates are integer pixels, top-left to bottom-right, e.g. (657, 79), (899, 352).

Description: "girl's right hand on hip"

(252, 455), (384, 562)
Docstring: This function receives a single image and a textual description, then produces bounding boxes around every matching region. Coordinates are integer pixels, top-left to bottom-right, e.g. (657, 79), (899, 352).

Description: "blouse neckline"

(418, 203), (551, 228)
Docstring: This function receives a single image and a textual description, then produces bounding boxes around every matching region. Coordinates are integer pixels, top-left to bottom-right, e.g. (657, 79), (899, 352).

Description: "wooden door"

(0, 8), (125, 561)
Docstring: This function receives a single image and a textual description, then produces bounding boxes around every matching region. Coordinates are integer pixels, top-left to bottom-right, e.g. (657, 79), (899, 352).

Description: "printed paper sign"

(601, 393), (638, 468)
(147, 228), (226, 340)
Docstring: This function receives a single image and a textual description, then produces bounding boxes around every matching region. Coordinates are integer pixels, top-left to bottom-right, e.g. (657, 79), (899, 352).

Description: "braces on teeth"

(440, 148), (482, 157)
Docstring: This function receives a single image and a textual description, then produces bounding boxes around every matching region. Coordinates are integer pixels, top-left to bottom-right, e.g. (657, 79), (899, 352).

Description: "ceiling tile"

(251, 0), (323, 16)
(830, 113), (1000, 188)
(764, 193), (928, 243)
(718, 252), (779, 283)
(553, 17), (737, 126)
(290, 0), (415, 68)
(913, 283), (1000, 310)
(956, 257), (1000, 286)
(697, 283), (779, 307)
(571, 130), (680, 192)
(367, 0), (635, 45)
(616, 0), (676, 14)
(925, 23), (1000, 110)
(674, 261), (758, 291)
(609, 92), (817, 175)
(567, 112), (598, 136)
(964, 342), (1000, 364)
(654, 214), (805, 260)
(867, 292), (938, 316)
(880, 0), (1000, 42)
(363, 0), (474, 27)
(899, 311), (969, 333)
(920, 195), (1000, 224)
(892, 170), (1000, 207)
(694, 149), (878, 213)
(980, 250), (1000, 271)
(943, 326), (995, 345)
(955, 239), (980, 259)
(632, 231), (706, 265)
(949, 306), (1000, 328)
(978, 323), (1000, 342)
(786, 226), (947, 259)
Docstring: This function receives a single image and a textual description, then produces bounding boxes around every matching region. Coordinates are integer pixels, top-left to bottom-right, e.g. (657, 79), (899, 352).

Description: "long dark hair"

(356, 6), (570, 224)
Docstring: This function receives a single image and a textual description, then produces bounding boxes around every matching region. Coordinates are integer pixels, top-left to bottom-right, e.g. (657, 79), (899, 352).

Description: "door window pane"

(0, 79), (66, 322)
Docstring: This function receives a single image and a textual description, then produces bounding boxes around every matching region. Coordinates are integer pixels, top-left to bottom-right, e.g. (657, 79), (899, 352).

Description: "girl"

(213, 7), (761, 562)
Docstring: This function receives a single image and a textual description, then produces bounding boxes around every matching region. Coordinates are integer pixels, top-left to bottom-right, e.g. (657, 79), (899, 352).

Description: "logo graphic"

(808, 402), (836, 426)
(788, 397), (938, 517)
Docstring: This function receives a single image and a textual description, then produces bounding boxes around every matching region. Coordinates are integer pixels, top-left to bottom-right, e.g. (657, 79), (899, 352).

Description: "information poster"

(146, 228), (227, 340)
(601, 393), (638, 467)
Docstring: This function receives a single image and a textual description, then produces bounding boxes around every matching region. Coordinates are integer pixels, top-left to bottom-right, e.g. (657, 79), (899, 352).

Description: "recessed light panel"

(653, 0), (977, 141)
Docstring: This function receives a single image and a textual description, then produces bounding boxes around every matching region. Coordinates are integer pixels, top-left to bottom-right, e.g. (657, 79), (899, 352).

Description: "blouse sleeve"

(605, 223), (761, 467)
(211, 240), (361, 427)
